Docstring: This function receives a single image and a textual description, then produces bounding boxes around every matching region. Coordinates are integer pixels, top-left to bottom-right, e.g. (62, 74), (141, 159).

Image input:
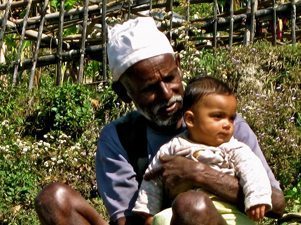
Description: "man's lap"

(152, 198), (255, 225)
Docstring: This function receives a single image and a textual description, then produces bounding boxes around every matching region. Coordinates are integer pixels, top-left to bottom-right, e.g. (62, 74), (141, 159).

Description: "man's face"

(120, 54), (184, 128)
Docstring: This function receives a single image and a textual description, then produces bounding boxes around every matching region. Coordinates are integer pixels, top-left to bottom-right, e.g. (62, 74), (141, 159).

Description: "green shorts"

(152, 197), (255, 225)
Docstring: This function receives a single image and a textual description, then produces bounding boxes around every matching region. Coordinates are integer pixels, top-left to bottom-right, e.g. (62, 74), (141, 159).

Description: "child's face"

(185, 94), (237, 147)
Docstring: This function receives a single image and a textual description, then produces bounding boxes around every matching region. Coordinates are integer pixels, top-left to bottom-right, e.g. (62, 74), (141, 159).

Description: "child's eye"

(230, 114), (237, 122)
(211, 113), (223, 119)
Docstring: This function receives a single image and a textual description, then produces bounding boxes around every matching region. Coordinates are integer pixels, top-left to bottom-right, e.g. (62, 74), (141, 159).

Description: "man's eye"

(163, 75), (175, 83)
(142, 85), (156, 93)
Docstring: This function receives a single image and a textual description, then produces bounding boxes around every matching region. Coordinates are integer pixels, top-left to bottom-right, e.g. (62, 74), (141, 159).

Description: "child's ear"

(112, 81), (132, 103)
(184, 110), (194, 128)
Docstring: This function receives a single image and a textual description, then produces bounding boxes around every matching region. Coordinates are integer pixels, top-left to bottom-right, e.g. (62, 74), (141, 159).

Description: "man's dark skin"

(35, 54), (285, 225)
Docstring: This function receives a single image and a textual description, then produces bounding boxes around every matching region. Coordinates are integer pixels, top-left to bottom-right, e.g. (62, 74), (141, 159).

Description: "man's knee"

(172, 191), (212, 215)
(35, 182), (72, 217)
(171, 190), (226, 225)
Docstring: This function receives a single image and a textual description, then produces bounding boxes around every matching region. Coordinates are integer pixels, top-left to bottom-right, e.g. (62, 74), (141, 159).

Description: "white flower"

(22, 147), (29, 153)
(51, 157), (57, 161)
(1, 120), (9, 127)
(43, 142), (50, 148)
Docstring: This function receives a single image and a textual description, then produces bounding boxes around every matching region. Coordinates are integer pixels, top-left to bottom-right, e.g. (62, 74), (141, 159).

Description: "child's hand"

(246, 204), (268, 221)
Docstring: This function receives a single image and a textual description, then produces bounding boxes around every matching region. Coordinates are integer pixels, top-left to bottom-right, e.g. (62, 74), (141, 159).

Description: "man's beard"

(135, 95), (183, 127)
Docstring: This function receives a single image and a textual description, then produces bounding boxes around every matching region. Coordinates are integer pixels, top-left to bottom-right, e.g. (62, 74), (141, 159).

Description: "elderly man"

(35, 17), (285, 225)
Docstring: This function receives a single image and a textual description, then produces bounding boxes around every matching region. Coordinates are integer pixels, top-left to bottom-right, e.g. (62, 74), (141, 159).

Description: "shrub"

(24, 83), (94, 139)
(0, 135), (40, 224)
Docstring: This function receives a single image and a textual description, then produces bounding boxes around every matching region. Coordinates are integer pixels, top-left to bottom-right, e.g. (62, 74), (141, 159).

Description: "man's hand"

(144, 155), (203, 198)
(145, 155), (243, 203)
(144, 155), (285, 219)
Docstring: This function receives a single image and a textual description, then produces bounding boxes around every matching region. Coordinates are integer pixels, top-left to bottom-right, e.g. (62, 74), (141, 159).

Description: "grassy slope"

(0, 41), (300, 224)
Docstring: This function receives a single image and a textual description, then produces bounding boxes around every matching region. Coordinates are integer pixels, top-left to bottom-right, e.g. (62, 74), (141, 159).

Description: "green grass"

(0, 41), (300, 224)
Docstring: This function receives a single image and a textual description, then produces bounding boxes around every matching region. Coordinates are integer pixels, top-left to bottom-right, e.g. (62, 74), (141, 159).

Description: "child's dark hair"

(183, 76), (234, 111)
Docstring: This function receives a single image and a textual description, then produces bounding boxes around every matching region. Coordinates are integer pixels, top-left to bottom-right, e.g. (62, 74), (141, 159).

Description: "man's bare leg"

(170, 190), (227, 225)
(35, 182), (108, 225)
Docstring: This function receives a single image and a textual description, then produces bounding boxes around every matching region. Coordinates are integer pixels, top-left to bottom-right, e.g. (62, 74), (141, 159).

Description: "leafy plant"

(0, 145), (39, 224)
(24, 83), (94, 139)
(285, 179), (301, 212)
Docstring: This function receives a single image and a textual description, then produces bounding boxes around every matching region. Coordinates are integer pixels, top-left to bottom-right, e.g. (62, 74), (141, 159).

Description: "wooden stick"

(13, 0), (32, 86)
(78, 0), (89, 83)
(229, 0), (234, 48)
(15, 45), (103, 71)
(192, 1), (301, 32)
(272, 0), (277, 45)
(29, 0), (49, 90)
(56, 0), (65, 86)
(250, 0), (257, 43)
(0, 0), (41, 10)
(0, 0), (12, 50)
(102, 0), (108, 81)
(291, 0), (297, 44)
(213, 0), (218, 48)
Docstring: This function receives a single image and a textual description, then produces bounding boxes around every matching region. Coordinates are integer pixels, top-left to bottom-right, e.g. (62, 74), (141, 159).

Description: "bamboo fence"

(0, 0), (300, 88)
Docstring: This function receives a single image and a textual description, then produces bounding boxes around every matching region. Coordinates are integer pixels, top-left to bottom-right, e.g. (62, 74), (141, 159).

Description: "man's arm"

(267, 187), (286, 218)
(154, 155), (285, 218)
(96, 123), (142, 223)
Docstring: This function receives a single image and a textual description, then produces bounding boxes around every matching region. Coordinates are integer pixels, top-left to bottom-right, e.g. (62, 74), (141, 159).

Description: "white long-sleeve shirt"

(133, 133), (272, 215)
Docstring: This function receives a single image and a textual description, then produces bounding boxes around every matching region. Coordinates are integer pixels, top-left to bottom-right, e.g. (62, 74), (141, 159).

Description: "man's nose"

(159, 82), (173, 100)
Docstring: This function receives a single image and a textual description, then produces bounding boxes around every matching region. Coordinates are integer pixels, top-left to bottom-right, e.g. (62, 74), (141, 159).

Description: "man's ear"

(112, 81), (132, 103)
(184, 110), (194, 128)
(175, 53), (181, 68)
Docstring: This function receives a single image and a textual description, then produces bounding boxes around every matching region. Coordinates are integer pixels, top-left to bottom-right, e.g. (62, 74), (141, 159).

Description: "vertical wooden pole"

(168, 0), (174, 43)
(56, 0), (65, 86)
(291, 0), (296, 45)
(213, 0), (218, 48)
(244, 0), (251, 45)
(229, 0), (234, 48)
(149, 0), (153, 15)
(185, 0), (190, 43)
(186, 0), (190, 22)
(272, 0), (277, 45)
(0, 0), (12, 50)
(78, 0), (89, 83)
(250, 0), (257, 43)
(128, 0), (132, 19)
(29, 0), (49, 90)
(102, 0), (107, 81)
(13, 0), (32, 86)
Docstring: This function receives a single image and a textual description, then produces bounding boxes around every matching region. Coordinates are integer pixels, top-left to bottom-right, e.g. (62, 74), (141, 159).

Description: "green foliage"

(0, 40), (300, 224)
(95, 81), (134, 126)
(225, 42), (301, 191)
(0, 84), (27, 136)
(174, 0), (213, 19)
(0, 83), (109, 224)
(0, 135), (39, 224)
(285, 179), (301, 212)
(24, 83), (94, 139)
(50, 0), (81, 10)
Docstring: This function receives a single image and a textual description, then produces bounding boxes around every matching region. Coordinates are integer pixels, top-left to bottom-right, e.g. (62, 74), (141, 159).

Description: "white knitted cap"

(107, 17), (174, 81)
